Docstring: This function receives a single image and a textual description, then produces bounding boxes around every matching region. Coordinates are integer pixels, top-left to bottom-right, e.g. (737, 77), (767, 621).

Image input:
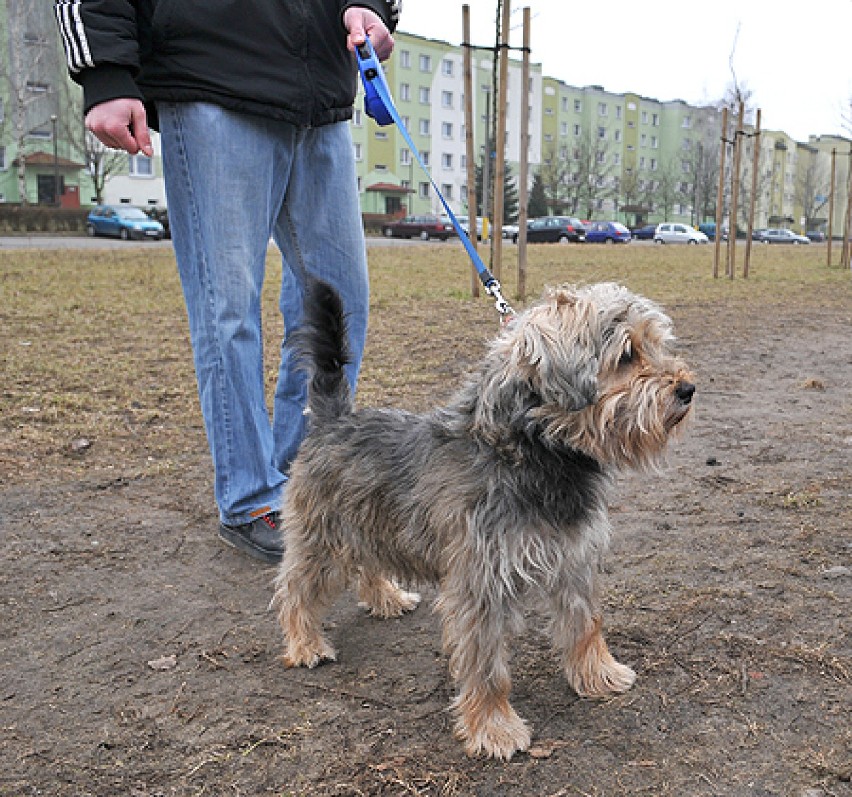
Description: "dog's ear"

(507, 287), (599, 411)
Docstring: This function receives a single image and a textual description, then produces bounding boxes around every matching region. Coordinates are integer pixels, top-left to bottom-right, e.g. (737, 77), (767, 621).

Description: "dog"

(272, 279), (695, 760)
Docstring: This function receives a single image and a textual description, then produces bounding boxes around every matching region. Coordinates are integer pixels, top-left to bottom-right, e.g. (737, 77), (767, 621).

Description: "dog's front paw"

(456, 708), (531, 761)
(569, 659), (636, 698)
(282, 636), (337, 669)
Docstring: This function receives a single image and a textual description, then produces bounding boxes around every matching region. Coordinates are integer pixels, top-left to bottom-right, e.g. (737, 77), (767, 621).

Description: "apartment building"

(355, 31), (542, 219)
(2, 9), (849, 235)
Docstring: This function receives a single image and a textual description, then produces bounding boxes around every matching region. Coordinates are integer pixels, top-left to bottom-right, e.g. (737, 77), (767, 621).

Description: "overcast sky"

(395, 0), (852, 142)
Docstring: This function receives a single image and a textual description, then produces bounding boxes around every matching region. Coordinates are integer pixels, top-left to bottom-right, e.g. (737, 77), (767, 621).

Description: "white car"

(654, 222), (709, 245)
(455, 215), (484, 241)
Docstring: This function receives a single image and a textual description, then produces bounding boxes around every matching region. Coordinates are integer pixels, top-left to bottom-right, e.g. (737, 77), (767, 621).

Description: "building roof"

(15, 151), (87, 169)
(366, 182), (413, 193)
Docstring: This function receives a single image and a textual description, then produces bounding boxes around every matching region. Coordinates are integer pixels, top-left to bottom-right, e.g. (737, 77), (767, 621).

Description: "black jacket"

(55, 0), (400, 128)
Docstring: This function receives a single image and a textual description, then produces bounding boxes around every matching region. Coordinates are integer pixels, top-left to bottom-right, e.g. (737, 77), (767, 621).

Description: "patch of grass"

(1, 242), (848, 485)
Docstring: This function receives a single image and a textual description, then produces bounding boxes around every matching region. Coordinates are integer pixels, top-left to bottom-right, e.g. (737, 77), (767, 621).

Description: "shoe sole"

(217, 524), (283, 565)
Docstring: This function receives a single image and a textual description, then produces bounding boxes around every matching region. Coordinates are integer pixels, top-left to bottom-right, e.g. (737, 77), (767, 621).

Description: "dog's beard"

(530, 375), (693, 471)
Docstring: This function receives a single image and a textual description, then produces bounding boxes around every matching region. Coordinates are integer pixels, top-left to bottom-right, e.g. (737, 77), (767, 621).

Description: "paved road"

(0, 235), (467, 251)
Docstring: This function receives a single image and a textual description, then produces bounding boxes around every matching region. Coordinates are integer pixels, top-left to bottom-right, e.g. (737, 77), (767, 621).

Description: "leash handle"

(355, 37), (514, 318)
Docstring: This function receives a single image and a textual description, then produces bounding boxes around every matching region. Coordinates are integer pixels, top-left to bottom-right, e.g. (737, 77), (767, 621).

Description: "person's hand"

(343, 6), (394, 60)
(85, 98), (153, 156)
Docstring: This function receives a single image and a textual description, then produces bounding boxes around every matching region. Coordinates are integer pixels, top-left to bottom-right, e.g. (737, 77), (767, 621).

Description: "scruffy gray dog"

(272, 279), (695, 760)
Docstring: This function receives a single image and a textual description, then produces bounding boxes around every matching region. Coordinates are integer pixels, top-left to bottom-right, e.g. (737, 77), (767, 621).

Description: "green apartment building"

(1, 10), (849, 237)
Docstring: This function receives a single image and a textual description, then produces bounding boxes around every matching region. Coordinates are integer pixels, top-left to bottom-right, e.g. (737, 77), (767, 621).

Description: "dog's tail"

(293, 279), (354, 422)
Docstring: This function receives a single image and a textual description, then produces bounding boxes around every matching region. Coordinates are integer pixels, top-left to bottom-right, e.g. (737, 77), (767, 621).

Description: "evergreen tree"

(527, 171), (548, 217)
(474, 159), (520, 224)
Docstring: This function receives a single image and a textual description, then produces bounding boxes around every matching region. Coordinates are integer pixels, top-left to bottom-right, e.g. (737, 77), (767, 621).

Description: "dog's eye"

(619, 343), (634, 367)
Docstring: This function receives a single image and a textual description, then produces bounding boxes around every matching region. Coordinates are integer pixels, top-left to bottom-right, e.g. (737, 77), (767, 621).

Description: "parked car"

(502, 223), (519, 240)
(806, 230), (826, 242)
(456, 215), (483, 241)
(752, 228), (810, 245)
(631, 224), (657, 240)
(585, 221), (631, 244)
(697, 222), (722, 241)
(654, 222), (708, 245)
(381, 214), (455, 241)
(86, 205), (165, 240)
(145, 206), (171, 239)
(512, 216), (586, 244)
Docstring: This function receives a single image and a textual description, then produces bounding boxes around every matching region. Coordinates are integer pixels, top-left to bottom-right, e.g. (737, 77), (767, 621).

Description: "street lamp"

(50, 114), (59, 206)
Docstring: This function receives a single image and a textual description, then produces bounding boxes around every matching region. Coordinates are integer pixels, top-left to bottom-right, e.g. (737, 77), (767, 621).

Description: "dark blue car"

(86, 205), (165, 241)
(631, 224), (657, 240)
(585, 221), (631, 244)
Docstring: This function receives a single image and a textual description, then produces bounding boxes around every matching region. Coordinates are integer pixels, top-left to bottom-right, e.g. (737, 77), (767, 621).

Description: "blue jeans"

(158, 103), (369, 525)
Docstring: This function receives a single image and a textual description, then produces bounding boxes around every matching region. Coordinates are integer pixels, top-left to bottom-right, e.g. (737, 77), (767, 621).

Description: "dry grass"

(1, 241), (848, 486)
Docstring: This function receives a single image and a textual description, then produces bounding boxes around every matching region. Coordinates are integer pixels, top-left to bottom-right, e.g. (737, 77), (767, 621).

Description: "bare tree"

(653, 160), (684, 222)
(538, 145), (573, 214)
(796, 152), (830, 230)
(566, 130), (612, 218)
(56, 79), (127, 204)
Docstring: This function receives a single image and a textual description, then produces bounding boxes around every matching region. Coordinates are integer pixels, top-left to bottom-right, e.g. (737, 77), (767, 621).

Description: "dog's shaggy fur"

(272, 280), (695, 760)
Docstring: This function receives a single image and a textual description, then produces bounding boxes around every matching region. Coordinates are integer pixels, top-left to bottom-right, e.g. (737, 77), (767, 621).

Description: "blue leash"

(356, 37), (514, 318)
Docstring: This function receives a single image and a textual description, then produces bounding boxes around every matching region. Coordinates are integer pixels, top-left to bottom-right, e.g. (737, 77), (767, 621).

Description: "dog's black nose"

(675, 381), (695, 404)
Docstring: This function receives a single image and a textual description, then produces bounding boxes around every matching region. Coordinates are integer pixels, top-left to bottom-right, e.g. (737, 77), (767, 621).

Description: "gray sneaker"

(218, 512), (283, 564)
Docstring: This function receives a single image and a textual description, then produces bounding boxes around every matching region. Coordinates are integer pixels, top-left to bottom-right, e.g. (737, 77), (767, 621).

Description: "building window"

(128, 153), (153, 177)
(614, 129), (622, 142)
(573, 124), (581, 136)
(652, 113), (659, 126)
(400, 83), (410, 101)
(419, 118), (430, 136)
(400, 148), (411, 165)
(598, 103), (607, 116)
(682, 116), (692, 128)
(441, 90), (453, 109)
(0, 146), (6, 170)
(441, 122), (453, 139)
(374, 131), (388, 140)
(419, 87), (430, 104)
(419, 54), (431, 72)
(574, 99), (582, 112)
(441, 153), (453, 169)
(400, 50), (411, 68)
(441, 58), (453, 76)
(441, 183), (453, 199)
(641, 111), (648, 124)
(352, 109), (363, 127)
(418, 182), (429, 198)
(597, 126), (606, 139)
(353, 142), (362, 161)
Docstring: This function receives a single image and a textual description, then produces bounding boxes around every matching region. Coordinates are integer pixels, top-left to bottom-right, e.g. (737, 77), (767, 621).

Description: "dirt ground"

(1, 245), (850, 796)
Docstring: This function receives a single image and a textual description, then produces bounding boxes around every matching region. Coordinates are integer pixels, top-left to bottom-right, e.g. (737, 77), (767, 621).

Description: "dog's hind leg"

(273, 536), (342, 669)
(357, 571), (421, 618)
(550, 574), (636, 697)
